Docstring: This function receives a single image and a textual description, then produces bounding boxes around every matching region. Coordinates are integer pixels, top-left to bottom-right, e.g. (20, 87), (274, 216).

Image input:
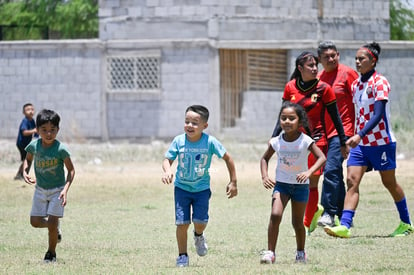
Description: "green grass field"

(1, 140), (414, 274)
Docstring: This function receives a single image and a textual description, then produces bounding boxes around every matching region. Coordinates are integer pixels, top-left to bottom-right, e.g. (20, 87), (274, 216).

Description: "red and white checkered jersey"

(351, 71), (396, 146)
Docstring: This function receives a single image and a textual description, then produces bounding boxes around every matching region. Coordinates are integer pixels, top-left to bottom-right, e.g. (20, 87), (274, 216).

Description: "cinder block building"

(1, 0), (413, 141)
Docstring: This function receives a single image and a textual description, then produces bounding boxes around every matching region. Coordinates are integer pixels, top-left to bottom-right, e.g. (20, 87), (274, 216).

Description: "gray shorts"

(31, 186), (64, 217)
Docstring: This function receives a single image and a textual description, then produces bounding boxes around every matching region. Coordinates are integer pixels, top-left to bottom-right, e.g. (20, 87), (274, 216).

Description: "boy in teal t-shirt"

(162, 105), (238, 267)
(23, 109), (75, 263)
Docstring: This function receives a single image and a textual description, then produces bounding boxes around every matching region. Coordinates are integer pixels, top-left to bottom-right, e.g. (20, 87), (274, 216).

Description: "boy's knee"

(30, 217), (42, 228)
(176, 224), (190, 231)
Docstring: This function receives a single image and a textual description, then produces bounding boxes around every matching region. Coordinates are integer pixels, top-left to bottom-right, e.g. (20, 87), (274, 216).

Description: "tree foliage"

(390, 0), (414, 40)
(0, 0), (98, 40)
(0, 0), (413, 40)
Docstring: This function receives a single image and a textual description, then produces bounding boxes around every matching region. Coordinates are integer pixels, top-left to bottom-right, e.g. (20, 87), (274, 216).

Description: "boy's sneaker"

(194, 233), (208, 256)
(176, 254), (189, 267)
(324, 225), (351, 238)
(318, 212), (334, 227)
(295, 250), (307, 263)
(44, 251), (56, 263)
(57, 221), (62, 243)
(389, 221), (414, 237)
(309, 204), (324, 233)
(260, 250), (275, 264)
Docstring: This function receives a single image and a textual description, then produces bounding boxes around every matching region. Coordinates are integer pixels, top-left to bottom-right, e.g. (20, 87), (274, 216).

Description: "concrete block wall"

(371, 47), (414, 123)
(1, 40), (414, 141)
(0, 41), (103, 141)
(158, 44), (220, 137)
(229, 90), (283, 139)
(99, 0), (389, 41)
(105, 42), (220, 139)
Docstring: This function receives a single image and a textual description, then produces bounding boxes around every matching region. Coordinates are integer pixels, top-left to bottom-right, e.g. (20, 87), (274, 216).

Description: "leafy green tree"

(0, 0), (98, 40)
(390, 0), (414, 40)
(53, 0), (98, 38)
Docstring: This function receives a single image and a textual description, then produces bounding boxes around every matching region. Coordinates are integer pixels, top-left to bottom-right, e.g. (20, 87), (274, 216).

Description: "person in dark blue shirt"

(15, 103), (38, 180)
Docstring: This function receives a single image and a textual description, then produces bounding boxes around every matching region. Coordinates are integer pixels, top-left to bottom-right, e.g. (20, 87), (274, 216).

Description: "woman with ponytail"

(324, 42), (413, 238)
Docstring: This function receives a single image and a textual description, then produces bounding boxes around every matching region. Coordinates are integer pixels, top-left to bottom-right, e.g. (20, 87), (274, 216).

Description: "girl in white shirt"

(260, 101), (326, 264)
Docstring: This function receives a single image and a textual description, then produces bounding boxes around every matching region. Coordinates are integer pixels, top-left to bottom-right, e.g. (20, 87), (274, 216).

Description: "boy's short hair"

(36, 109), (60, 128)
(186, 105), (209, 122)
(22, 103), (33, 112)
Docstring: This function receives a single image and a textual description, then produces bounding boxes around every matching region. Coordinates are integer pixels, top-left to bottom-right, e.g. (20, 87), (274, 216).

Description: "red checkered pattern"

(351, 72), (396, 146)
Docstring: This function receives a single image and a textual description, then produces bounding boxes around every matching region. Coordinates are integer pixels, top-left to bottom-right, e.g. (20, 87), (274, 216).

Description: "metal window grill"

(107, 56), (160, 92)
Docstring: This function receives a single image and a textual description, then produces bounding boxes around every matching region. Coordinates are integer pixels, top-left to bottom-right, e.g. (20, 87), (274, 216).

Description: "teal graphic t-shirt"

(165, 133), (226, 192)
(25, 139), (70, 189)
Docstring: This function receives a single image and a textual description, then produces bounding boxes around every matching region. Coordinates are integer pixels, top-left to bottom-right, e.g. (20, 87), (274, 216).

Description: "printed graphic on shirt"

(271, 133), (314, 184)
(35, 157), (59, 175)
(178, 149), (209, 179)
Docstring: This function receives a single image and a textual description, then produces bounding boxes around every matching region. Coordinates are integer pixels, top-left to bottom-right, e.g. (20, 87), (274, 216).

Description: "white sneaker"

(260, 250), (275, 264)
(194, 233), (208, 256)
(295, 250), (307, 263)
(176, 254), (189, 267)
(318, 212), (335, 227)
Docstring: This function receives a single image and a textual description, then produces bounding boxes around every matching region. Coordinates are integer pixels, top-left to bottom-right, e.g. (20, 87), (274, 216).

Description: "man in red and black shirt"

(317, 41), (358, 227)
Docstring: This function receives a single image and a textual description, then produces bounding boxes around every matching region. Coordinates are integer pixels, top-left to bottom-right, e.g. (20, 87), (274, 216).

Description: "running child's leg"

(267, 192), (289, 252)
(194, 223), (207, 236)
(292, 200), (307, 251)
(176, 224), (190, 254)
(47, 215), (59, 254)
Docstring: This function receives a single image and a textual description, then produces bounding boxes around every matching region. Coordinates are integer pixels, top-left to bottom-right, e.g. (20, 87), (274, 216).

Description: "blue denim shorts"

(273, 181), (309, 202)
(174, 187), (211, 225)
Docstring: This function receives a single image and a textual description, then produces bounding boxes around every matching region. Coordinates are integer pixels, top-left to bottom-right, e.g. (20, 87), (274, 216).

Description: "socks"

(396, 197), (411, 225)
(338, 198), (411, 229)
(340, 209), (355, 229)
(303, 187), (318, 227)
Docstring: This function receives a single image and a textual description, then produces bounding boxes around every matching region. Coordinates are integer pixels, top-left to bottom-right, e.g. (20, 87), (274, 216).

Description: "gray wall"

(1, 40), (413, 142)
(0, 41), (103, 141)
(2, 1), (413, 142)
(99, 0), (390, 41)
(105, 42), (219, 139)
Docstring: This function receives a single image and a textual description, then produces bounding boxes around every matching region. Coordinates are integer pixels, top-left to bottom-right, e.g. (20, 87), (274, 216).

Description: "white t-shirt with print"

(270, 132), (314, 184)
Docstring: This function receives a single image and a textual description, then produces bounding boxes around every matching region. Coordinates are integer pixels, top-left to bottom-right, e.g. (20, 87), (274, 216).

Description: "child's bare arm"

(23, 153), (35, 185)
(22, 128), (37, 136)
(222, 152), (237, 198)
(260, 144), (276, 189)
(59, 157), (75, 206)
(162, 158), (174, 184)
(296, 143), (326, 183)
